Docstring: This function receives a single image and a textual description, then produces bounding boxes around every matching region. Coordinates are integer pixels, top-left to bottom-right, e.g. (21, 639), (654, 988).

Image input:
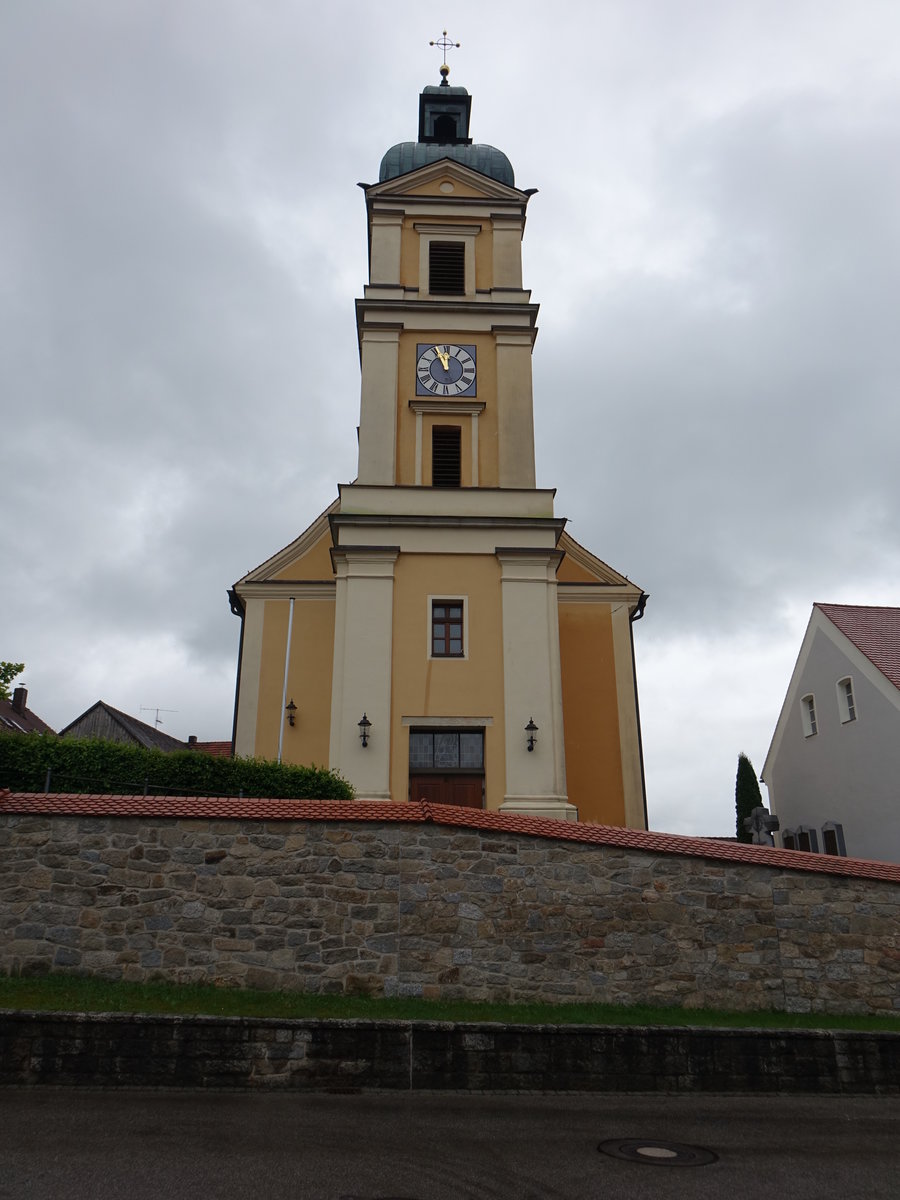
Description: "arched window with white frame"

(836, 677), (857, 723)
(800, 693), (817, 737)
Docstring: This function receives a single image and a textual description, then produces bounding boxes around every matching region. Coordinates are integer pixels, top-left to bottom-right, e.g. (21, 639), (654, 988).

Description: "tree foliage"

(735, 752), (763, 843)
(0, 734), (352, 800)
(0, 662), (25, 701)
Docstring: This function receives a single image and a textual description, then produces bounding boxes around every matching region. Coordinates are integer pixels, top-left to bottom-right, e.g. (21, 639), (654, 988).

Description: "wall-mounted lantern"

(525, 717), (538, 752)
(358, 712), (372, 748)
(285, 698), (297, 727)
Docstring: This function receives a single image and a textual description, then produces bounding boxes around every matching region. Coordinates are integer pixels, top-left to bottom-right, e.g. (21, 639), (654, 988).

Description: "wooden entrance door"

(409, 773), (484, 808)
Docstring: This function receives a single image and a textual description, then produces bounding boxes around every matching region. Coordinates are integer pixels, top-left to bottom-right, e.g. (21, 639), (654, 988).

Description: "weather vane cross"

(429, 28), (460, 72)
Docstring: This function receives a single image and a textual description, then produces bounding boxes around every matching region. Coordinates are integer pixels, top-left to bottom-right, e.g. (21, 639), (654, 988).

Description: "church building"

(229, 64), (648, 826)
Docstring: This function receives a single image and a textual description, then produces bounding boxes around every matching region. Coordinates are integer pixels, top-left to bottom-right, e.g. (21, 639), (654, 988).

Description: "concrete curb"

(2, 1010), (899, 1093)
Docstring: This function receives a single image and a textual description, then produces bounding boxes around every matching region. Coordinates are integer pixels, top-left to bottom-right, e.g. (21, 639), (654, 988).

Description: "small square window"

(837, 677), (856, 723)
(432, 600), (464, 658)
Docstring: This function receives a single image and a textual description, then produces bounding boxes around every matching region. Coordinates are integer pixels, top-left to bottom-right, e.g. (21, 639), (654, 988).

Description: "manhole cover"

(598, 1138), (718, 1167)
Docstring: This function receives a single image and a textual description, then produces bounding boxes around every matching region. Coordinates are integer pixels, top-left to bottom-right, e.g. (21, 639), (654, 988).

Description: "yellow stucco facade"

(230, 74), (647, 827)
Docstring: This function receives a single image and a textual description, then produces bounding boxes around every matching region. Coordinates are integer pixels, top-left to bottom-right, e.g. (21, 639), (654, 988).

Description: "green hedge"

(0, 734), (352, 801)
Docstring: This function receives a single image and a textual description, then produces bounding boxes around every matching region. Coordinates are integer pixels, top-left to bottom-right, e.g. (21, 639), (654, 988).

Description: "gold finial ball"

(440, 63), (450, 77)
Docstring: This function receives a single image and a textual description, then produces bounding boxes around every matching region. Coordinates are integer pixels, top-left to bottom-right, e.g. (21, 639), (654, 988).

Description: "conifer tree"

(735, 752), (763, 843)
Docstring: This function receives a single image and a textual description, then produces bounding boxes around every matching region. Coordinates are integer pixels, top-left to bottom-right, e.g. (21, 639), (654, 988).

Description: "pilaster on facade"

(497, 548), (570, 817)
(232, 600), (265, 759)
(610, 602), (646, 829)
(369, 209), (404, 286)
(496, 330), (537, 488)
(329, 547), (399, 800)
(357, 328), (400, 485)
(490, 213), (525, 289)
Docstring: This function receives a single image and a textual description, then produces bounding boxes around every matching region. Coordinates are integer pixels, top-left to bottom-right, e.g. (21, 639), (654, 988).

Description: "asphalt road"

(2, 1089), (898, 1200)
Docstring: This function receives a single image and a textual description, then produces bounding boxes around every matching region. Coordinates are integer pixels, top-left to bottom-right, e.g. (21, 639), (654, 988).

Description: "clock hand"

(434, 346), (450, 371)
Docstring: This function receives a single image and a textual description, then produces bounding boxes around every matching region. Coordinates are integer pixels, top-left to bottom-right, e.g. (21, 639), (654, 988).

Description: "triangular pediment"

(557, 531), (641, 590)
(762, 604), (900, 782)
(236, 499), (338, 586)
(368, 158), (526, 203)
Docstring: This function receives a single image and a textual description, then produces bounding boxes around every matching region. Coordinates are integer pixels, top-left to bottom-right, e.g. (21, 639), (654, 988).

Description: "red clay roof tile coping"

(2, 790), (899, 884)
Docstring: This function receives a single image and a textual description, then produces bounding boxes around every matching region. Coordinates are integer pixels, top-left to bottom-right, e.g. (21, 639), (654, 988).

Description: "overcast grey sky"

(3, 1), (899, 835)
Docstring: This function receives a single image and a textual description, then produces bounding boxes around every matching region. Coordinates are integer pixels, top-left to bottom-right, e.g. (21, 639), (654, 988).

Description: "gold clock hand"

(435, 346), (450, 370)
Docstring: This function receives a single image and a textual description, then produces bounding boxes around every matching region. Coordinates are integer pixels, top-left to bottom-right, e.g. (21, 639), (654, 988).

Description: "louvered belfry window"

(429, 242), (465, 294)
(432, 425), (461, 487)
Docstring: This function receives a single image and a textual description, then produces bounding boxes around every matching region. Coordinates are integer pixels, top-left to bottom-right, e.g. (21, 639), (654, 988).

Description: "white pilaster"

(357, 329), (400, 485)
(611, 602), (647, 829)
(491, 214), (524, 289)
(329, 547), (399, 799)
(496, 331), (536, 488)
(233, 599), (265, 758)
(369, 210), (403, 285)
(498, 549), (574, 820)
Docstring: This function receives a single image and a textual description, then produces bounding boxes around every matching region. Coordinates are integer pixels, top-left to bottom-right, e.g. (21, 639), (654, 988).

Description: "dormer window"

(429, 242), (465, 294)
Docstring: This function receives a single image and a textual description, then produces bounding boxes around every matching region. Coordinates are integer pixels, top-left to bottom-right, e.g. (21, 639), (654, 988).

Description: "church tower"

(230, 62), (647, 826)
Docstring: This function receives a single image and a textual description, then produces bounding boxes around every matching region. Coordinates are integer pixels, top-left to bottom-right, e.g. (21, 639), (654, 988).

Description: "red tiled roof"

(817, 603), (900, 690)
(0, 792), (424, 824)
(190, 741), (232, 757)
(2, 789), (899, 883)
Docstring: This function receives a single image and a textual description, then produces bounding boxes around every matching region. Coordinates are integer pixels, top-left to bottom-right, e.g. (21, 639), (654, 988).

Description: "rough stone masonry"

(1, 793), (899, 1015)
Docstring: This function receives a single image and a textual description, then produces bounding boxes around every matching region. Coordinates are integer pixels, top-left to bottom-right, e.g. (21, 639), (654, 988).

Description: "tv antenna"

(140, 706), (178, 729)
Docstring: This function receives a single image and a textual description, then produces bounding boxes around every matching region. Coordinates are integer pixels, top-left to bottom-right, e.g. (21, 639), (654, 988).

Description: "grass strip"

(1, 973), (899, 1031)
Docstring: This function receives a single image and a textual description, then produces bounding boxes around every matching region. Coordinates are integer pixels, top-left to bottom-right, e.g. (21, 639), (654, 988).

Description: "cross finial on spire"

(429, 29), (460, 85)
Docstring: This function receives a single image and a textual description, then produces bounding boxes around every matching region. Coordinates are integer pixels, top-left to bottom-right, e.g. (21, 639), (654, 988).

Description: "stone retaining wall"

(2, 1012), (898, 1093)
(1, 798), (900, 1014)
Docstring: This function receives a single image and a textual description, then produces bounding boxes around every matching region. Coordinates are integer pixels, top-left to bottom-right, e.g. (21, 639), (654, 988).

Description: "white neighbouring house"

(761, 603), (900, 864)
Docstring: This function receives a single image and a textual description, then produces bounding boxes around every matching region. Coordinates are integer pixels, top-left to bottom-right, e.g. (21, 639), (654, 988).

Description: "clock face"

(416, 343), (477, 397)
